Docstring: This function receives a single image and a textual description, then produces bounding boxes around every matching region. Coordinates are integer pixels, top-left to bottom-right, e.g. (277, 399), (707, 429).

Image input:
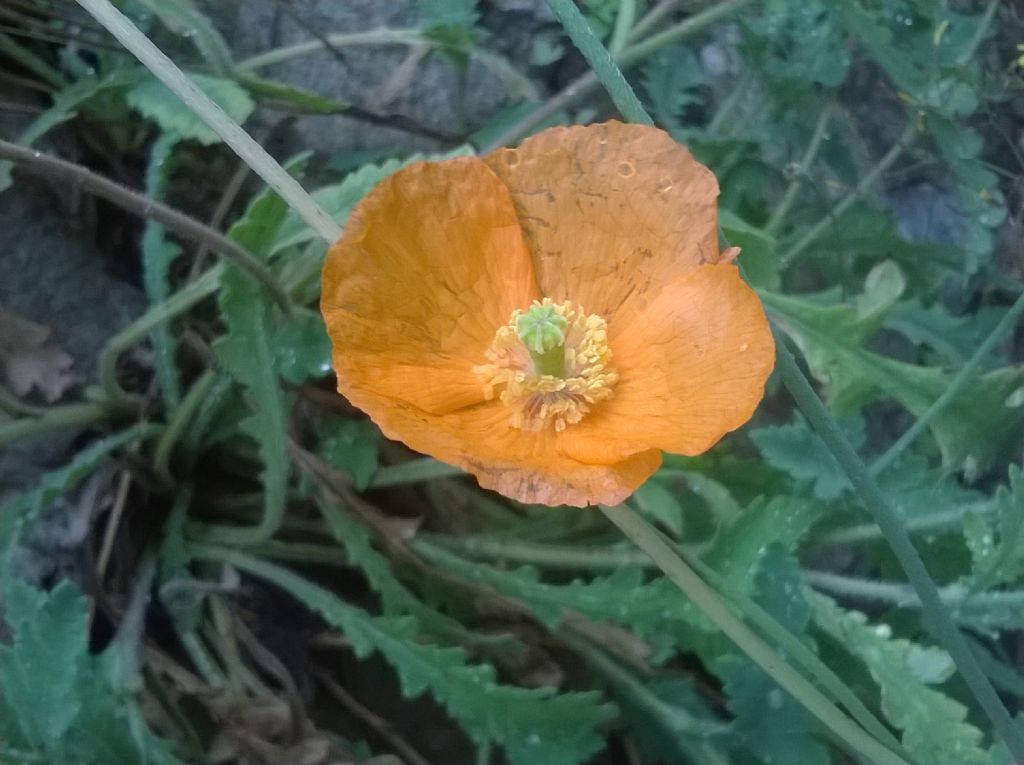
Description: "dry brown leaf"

(0, 305), (77, 402)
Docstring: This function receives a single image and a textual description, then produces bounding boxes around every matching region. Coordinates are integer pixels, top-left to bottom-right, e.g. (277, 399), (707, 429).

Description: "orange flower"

(321, 121), (774, 507)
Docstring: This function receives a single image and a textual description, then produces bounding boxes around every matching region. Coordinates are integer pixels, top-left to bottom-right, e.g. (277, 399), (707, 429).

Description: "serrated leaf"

(717, 546), (828, 765)
(126, 74), (254, 145)
(720, 210), (780, 290)
(0, 424), (154, 558)
(229, 554), (614, 765)
(0, 580), (88, 748)
(704, 496), (825, 592)
(965, 465), (1024, 589)
(765, 278), (1024, 475)
(886, 300), (1004, 367)
(811, 592), (987, 765)
(318, 418), (380, 491)
(632, 480), (685, 537)
(0, 70), (141, 191)
(132, 0), (232, 72)
(750, 415), (852, 499)
(141, 132), (183, 407)
(274, 307), (332, 385)
(414, 543), (705, 656)
(641, 43), (703, 136)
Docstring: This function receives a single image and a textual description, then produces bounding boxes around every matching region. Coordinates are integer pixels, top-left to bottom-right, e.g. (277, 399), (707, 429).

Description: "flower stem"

(547, 0), (653, 126)
(486, 0), (752, 151)
(599, 504), (912, 765)
(75, 0), (341, 244)
(609, 0), (637, 55)
(774, 331), (1024, 763)
(869, 287), (1024, 476)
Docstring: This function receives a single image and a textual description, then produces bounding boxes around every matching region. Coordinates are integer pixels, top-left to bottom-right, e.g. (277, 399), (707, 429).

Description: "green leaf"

(126, 74), (254, 145)
(0, 425), (155, 558)
(131, 0), (233, 73)
(141, 132), (183, 408)
(0, 70), (141, 191)
(641, 43), (704, 136)
(274, 307), (332, 385)
(720, 210), (780, 289)
(717, 545), (829, 765)
(886, 300), (1004, 367)
(414, 543), (705, 656)
(318, 418), (380, 492)
(418, 0), (479, 28)
(811, 593), (987, 765)
(704, 496), (824, 593)
(965, 465), (1024, 589)
(227, 553), (614, 765)
(0, 580), (88, 748)
(0, 579), (184, 763)
(632, 481), (685, 537)
(765, 274), (1024, 475)
(750, 414), (854, 499)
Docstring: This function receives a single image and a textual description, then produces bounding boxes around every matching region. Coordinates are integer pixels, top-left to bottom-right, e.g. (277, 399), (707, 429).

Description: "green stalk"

(774, 332), (1024, 762)
(547, 0), (653, 126)
(0, 402), (113, 448)
(608, 0), (637, 55)
(870, 287), (1024, 476)
(75, 0), (341, 244)
(599, 505), (912, 765)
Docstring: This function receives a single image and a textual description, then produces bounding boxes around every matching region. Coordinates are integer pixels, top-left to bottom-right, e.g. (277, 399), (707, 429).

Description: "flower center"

(474, 299), (618, 432)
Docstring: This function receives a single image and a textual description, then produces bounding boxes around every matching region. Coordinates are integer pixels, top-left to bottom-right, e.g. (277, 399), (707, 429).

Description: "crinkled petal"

(322, 157), (539, 414)
(356, 395), (662, 506)
(557, 264), (775, 464)
(483, 121), (721, 328)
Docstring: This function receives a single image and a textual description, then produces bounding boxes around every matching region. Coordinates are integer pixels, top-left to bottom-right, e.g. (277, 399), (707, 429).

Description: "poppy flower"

(321, 121), (774, 507)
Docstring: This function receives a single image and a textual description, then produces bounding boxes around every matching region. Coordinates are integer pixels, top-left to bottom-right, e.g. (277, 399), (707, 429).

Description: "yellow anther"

(474, 299), (617, 432)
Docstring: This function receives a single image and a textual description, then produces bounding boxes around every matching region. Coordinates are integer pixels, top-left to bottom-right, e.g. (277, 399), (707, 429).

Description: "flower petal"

(483, 121), (721, 327)
(350, 394), (661, 506)
(322, 157), (539, 414)
(558, 264), (775, 464)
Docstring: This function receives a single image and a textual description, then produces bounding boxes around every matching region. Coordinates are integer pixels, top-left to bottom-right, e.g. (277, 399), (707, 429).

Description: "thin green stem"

(705, 70), (752, 135)
(368, 458), (465, 489)
(0, 32), (66, 88)
(236, 28), (423, 71)
(76, 0), (341, 244)
(0, 139), (291, 313)
(765, 101), (834, 236)
(0, 401), (113, 448)
(627, 0), (685, 42)
(484, 0), (752, 151)
(609, 0), (637, 55)
(599, 504), (912, 765)
(547, 0), (653, 126)
(774, 330), (1024, 762)
(424, 534), (649, 570)
(805, 570), (1024, 611)
(154, 370), (217, 485)
(564, 632), (732, 765)
(815, 501), (992, 547)
(779, 120), (916, 266)
(870, 288), (1024, 476)
(99, 267), (221, 409)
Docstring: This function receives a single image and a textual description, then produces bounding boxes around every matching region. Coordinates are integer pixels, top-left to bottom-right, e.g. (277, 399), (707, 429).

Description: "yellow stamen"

(474, 299), (617, 432)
